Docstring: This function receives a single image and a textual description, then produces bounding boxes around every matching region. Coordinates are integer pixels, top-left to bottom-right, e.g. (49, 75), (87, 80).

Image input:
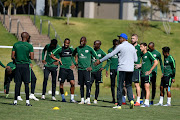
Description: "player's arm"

(50, 53), (62, 65)
(70, 48), (77, 66)
(42, 45), (48, 64)
(0, 61), (6, 68)
(29, 45), (34, 60)
(159, 53), (164, 74)
(170, 57), (176, 82)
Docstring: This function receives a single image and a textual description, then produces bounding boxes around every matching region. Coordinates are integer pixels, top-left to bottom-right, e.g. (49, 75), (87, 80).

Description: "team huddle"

(0, 32), (176, 109)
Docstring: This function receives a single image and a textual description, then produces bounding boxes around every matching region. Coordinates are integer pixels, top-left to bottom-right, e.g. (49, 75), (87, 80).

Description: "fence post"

(17, 20), (19, 39)
(40, 19), (42, 34)
(9, 18), (12, 32)
(3, 7), (5, 24)
(34, 9), (36, 25)
(55, 32), (57, 39)
(39, 44), (41, 61)
(28, 2), (30, 15)
(48, 21), (50, 37)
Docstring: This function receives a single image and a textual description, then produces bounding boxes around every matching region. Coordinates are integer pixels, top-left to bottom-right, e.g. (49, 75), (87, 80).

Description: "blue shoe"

(140, 100), (143, 104)
(62, 99), (66, 102)
(150, 101), (153, 105)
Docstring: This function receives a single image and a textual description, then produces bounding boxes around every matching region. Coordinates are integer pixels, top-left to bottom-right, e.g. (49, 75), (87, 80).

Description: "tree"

(14, 0), (30, 14)
(135, 4), (151, 19)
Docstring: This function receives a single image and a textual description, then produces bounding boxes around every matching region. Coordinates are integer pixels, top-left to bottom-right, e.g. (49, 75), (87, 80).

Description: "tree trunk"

(49, 0), (53, 17)
(60, 0), (64, 17)
(67, 0), (72, 25)
(22, 5), (26, 14)
(8, 3), (11, 15)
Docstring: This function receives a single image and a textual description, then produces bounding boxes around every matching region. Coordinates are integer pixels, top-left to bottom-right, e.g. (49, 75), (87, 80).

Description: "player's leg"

(140, 78), (145, 104)
(141, 76), (150, 107)
(122, 83), (127, 105)
(42, 67), (50, 99)
(150, 71), (157, 105)
(164, 77), (172, 106)
(94, 71), (101, 104)
(50, 67), (58, 100)
(85, 71), (91, 104)
(78, 70), (85, 104)
(110, 69), (116, 103)
(133, 71), (141, 106)
(70, 80), (76, 103)
(154, 77), (164, 106)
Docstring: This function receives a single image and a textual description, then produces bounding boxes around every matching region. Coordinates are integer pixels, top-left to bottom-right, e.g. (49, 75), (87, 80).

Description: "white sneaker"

(113, 106), (121, 109)
(70, 99), (77, 103)
(86, 100), (91, 105)
(17, 96), (23, 101)
(154, 103), (163, 106)
(52, 96), (56, 101)
(41, 95), (45, 100)
(29, 94), (39, 101)
(140, 104), (150, 107)
(84, 99), (87, 104)
(78, 101), (85, 104)
(163, 104), (171, 106)
(93, 99), (97, 104)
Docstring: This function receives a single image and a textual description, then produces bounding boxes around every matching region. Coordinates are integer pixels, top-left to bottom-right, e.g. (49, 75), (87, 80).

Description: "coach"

(95, 33), (137, 109)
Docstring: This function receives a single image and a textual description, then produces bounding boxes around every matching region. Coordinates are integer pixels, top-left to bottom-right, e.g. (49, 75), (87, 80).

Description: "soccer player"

(131, 34), (142, 106)
(148, 42), (163, 105)
(50, 38), (77, 103)
(106, 39), (119, 103)
(72, 37), (99, 105)
(41, 39), (61, 101)
(12, 32), (34, 106)
(0, 61), (6, 68)
(154, 47), (176, 106)
(90, 40), (108, 104)
(136, 43), (158, 107)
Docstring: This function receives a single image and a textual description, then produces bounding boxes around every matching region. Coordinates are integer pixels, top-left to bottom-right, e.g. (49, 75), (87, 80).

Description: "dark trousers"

(110, 69), (117, 101)
(151, 71), (157, 100)
(117, 71), (133, 106)
(42, 66), (57, 96)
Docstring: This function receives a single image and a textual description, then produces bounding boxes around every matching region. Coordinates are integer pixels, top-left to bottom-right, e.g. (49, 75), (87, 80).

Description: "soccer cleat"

(150, 101), (154, 105)
(93, 99), (97, 104)
(163, 104), (171, 106)
(70, 99), (77, 103)
(130, 100), (134, 109)
(29, 94), (39, 101)
(84, 99), (88, 104)
(41, 95), (45, 100)
(6, 94), (9, 98)
(140, 104), (150, 107)
(154, 103), (163, 106)
(51, 96), (56, 101)
(134, 102), (140, 106)
(26, 103), (32, 106)
(113, 105), (122, 109)
(17, 96), (23, 101)
(62, 99), (66, 102)
(122, 102), (126, 105)
(78, 101), (85, 104)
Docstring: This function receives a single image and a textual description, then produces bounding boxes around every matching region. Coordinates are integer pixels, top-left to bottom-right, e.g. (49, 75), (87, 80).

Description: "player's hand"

(135, 64), (141, 69)
(50, 53), (54, 58)
(94, 59), (100, 66)
(145, 70), (152, 75)
(5, 66), (10, 69)
(172, 79), (175, 83)
(4, 89), (6, 94)
(106, 71), (108, 77)
(99, 68), (104, 71)
(70, 64), (76, 70)
(86, 67), (92, 71)
(42, 60), (46, 64)
(161, 74), (163, 78)
(58, 59), (63, 65)
(53, 61), (59, 65)
(30, 64), (33, 68)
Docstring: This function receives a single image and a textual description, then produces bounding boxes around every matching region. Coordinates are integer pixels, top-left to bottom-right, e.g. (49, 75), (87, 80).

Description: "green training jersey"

(53, 46), (76, 69)
(91, 49), (108, 72)
(163, 55), (176, 79)
(0, 61), (5, 68)
(134, 44), (143, 71)
(106, 47), (118, 71)
(150, 49), (163, 74)
(73, 45), (99, 70)
(12, 41), (33, 64)
(7, 62), (16, 70)
(141, 51), (156, 77)
(42, 44), (61, 67)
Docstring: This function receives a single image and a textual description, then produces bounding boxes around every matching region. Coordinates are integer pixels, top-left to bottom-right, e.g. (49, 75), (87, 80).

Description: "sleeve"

(30, 45), (34, 52)
(53, 47), (61, 56)
(72, 47), (77, 56)
(100, 45), (121, 63)
(12, 45), (15, 51)
(170, 57), (176, 79)
(148, 52), (156, 62)
(42, 45), (47, 60)
(0, 61), (5, 68)
(134, 48), (138, 62)
(158, 53), (164, 74)
(71, 48), (76, 65)
(90, 47), (99, 59)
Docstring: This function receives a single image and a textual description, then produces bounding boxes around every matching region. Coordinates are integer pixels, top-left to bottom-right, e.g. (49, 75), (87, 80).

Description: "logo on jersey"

(64, 52), (70, 55)
(79, 53), (87, 58)
(144, 56), (147, 59)
(110, 72), (113, 75)
(112, 54), (118, 58)
(92, 57), (96, 62)
(153, 54), (157, 57)
(85, 50), (89, 53)
(98, 54), (101, 57)
(166, 61), (169, 63)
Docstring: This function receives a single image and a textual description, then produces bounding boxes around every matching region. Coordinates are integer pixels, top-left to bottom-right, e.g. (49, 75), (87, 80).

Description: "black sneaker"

(26, 103), (32, 106)
(12, 103), (17, 105)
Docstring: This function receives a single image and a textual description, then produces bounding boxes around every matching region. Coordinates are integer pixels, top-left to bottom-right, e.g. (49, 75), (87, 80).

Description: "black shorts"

(59, 68), (74, 83)
(78, 70), (91, 85)
(14, 64), (31, 83)
(110, 69), (117, 79)
(141, 76), (151, 84)
(132, 70), (140, 83)
(160, 76), (172, 88)
(91, 71), (103, 84)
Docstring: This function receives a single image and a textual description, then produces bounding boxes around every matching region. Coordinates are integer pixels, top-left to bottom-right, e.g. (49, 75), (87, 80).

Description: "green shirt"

(163, 55), (176, 79)
(42, 44), (61, 67)
(150, 49), (163, 74)
(53, 47), (76, 69)
(12, 41), (34, 64)
(106, 47), (118, 71)
(0, 61), (5, 68)
(91, 49), (108, 72)
(7, 62), (16, 70)
(141, 51), (156, 77)
(73, 45), (99, 70)
(134, 44), (143, 71)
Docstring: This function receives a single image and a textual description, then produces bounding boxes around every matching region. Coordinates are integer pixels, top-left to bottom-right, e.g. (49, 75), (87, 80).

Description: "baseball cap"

(117, 33), (128, 40)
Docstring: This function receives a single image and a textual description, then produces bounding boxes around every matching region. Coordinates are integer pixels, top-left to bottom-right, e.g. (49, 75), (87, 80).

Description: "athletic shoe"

(150, 101), (153, 105)
(113, 105), (121, 109)
(140, 100), (143, 104)
(122, 102), (126, 105)
(26, 103), (32, 106)
(70, 99), (77, 103)
(154, 103), (163, 106)
(41, 95), (45, 100)
(78, 101), (85, 104)
(140, 104), (150, 107)
(62, 99), (66, 102)
(29, 94), (39, 101)
(84, 99), (87, 104)
(93, 99), (97, 104)
(134, 102), (140, 106)
(130, 100), (134, 109)
(163, 104), (171, 106)
(12, 103), (17, 105)
(52, 96), (56, 101)
(86, 100), (91, 105)
(17, 96), (23, 101)
(6, 94), (9, 98)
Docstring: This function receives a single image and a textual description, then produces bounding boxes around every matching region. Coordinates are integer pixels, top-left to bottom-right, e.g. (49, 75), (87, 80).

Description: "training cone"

(53, 107), (60, 110)
(65, 91), (68, 96)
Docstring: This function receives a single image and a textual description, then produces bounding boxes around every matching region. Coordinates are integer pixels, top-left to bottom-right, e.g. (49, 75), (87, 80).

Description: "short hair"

(162, 47), (170, 53)
(94, 40), (101, 45)
(131, 34), (138, 39)
(148, 42), (154, 47)
(5, 67), (12, 75)
(140, 42), (147, 47)
(113, 39), (118, 45)
(80, 36), (86, 41)
(50, 39), (58, 45)
(64, 38), (70, 43)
